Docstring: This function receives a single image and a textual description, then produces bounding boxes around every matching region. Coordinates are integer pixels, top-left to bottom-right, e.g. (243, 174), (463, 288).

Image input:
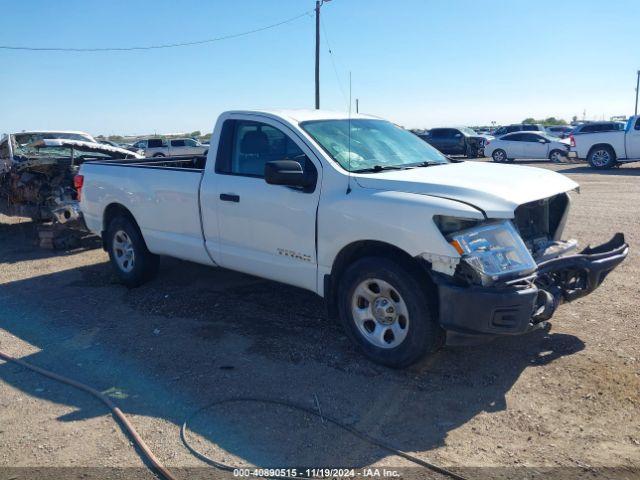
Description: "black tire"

(587, 145), (617, 169)
(337, 257), (444, 368)
(106, 215), (159, 287)
(152, 153), (166, 158)
(492, 149), (507, 163)
(548, 149), (565, 163)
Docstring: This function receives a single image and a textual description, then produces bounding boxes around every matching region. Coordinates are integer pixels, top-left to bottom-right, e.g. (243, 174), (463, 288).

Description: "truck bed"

(80, 154), (212, 265)
(572, 130), (626, 160)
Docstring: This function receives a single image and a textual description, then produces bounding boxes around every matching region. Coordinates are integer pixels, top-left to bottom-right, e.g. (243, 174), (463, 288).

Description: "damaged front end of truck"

(431, 192), (628, 345)
(0, 134), (141, 226)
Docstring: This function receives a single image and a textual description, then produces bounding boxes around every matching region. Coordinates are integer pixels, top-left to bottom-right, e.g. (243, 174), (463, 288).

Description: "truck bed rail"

(87, 155), (206, 171)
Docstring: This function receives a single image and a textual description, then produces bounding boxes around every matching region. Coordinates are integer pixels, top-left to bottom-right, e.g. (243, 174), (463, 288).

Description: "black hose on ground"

(0, 349), (179, 480)
(0, 349), (467, 480)
(182, 399), (468, 480)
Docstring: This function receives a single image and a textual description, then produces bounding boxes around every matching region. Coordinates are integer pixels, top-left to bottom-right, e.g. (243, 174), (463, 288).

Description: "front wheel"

(587, 146), (616, 169)
(549, 149), (565, 163)
(152, 153), (166, 158)
(106, 215), (159, 287)
(337, 257), (444, 368)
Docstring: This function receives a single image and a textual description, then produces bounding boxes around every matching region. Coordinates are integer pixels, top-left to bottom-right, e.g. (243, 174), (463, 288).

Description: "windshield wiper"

(406, 161), (446, 168)
(353, 164), (409, 173)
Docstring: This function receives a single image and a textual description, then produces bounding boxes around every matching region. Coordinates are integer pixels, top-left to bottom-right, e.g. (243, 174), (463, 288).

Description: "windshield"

(300, 119), (449, 172)
(459, 127), (477, 136)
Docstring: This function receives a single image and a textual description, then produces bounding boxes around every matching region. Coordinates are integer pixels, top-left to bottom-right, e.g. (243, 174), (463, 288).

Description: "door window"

(170, 139), (186, 147)
(222, 121), (304, 177)
(504, 133), (525, 141)
(521, 133), (542, 142)
(184, 139), (198, 146)
(147, 139), (165, 148)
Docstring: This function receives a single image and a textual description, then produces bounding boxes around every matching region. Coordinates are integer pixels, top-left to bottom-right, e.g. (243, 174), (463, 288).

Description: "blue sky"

(1, 0), (638, 135)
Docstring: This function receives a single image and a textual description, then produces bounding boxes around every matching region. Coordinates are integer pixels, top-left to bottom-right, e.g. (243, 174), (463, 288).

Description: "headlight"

(441, 219), (537, 285)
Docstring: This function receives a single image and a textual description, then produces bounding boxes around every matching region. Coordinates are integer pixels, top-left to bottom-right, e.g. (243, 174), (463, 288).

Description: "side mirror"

(265, 159), (315, 189)
(454, 133), (462, 138)
(538, 138), (547, 143)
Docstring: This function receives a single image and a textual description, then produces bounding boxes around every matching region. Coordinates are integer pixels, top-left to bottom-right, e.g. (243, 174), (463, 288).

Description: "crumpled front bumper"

(435, 233), (628, 345)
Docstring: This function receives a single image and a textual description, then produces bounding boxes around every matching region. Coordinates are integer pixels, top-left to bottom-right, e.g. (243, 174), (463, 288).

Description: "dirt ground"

(0, 159), (638, 480)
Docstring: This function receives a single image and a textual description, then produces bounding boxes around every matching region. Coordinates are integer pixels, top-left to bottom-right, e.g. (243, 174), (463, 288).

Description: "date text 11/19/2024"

(233, 467), (401, 478)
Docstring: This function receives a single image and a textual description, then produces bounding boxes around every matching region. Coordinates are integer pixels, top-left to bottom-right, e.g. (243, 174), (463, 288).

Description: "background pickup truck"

(130, 137), (208, 158)
(569, 115), (640, 168)
(78, 110), (628, 367)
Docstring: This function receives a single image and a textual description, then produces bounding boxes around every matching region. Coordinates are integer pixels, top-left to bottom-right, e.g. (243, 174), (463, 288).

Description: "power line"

(320, 15), (348, 106)
(0, 10), (313, 52)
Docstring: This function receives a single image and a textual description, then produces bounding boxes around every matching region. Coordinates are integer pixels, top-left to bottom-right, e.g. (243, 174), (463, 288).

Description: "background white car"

(484, 131), (570, 163)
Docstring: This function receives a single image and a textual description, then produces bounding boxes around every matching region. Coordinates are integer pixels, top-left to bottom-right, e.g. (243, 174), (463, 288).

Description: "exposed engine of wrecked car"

(0, 133), (141, 224)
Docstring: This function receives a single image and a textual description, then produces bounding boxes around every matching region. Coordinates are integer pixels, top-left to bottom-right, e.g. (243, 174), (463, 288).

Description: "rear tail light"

(485, 139), (491, 146)
(569, 134), (576, 147)
(74, 174), (84, 201)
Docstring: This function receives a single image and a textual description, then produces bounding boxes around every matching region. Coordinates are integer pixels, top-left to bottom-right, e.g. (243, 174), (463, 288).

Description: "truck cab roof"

(224, 109), (380, 124)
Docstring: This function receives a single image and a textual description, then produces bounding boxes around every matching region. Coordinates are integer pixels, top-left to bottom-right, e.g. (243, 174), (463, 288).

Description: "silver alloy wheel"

(351, 278), (410, 349)
(492, 150), (505, 162)
(591, 149), (610, 167)
(113, 230), (135, 273)
(550, 151), (563, 163)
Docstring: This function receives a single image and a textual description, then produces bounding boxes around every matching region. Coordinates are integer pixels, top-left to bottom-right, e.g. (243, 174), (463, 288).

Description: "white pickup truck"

(130, 137), (208, 158)
(78, 110), (628, 367)
(568, 115), (640, 168)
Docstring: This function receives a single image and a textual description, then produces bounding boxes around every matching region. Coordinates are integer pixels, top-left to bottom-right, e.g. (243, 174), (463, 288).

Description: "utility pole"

(635, 70), (640, 116)
(315, 0), (331, 109)
(356, 98), (359, 113)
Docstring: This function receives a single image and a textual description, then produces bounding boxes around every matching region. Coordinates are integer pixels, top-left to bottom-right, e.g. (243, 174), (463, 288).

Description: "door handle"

(220, 193), (240, 203)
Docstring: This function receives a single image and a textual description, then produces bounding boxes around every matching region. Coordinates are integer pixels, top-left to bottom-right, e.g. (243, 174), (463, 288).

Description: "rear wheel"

(492, 149), (507, 162)
(587, 146), (616, 169)
(152, 153), (165, 158)
(106, 215), (159, 287)
(337, 257), (444, 368)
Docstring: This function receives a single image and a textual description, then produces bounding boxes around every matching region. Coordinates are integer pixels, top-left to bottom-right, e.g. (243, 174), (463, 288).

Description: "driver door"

(201, 117), (322, 292)
(522, 133), (549, 158)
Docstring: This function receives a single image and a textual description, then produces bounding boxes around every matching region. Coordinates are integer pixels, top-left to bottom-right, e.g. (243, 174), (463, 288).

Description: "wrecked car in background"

(0, 131), (142, 226)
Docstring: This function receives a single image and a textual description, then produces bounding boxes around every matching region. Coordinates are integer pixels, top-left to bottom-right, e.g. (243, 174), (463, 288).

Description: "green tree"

(522, 117), (536, 124)
(544, 117), (567, 125)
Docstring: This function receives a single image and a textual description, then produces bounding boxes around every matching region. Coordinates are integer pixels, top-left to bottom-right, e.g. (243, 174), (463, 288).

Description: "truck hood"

(354, 161), (578, 218)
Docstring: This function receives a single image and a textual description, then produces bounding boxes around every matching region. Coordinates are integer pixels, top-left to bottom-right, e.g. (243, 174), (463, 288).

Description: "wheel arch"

(587, 143), (616, 160)
(102, 203), (144, 251)
(324, 240), (437, 319)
